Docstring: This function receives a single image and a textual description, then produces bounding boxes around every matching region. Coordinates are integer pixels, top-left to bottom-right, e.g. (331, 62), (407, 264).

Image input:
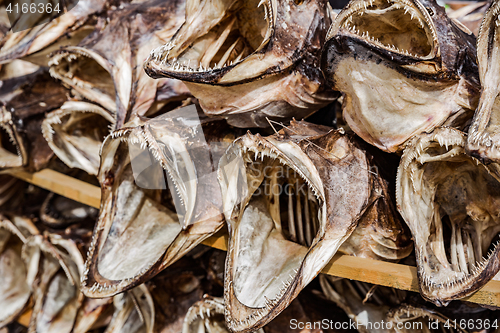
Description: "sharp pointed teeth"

(258, 0), (266, 7)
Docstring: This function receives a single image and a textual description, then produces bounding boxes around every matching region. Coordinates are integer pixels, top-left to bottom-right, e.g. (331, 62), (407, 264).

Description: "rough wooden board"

(8, 169), (101, 208)
(8, 169), (500, 308)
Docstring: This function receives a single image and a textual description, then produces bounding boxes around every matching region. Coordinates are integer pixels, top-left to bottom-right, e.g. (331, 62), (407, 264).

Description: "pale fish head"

(397, 127), (500, 305)
(81, 106), (234, 297)
(105, 284), (155, 333)
(49, 0), (187, 128)
(217, 120), (380, 331)
(466, 0), (500, 164)
(23, 233), (85, 333)
(144, 0), (337, 128)
(0, 214), (36, 328)
(0, 0), (107, 66)
(322, 0), (480, 152)
(42, 101), (116, 175)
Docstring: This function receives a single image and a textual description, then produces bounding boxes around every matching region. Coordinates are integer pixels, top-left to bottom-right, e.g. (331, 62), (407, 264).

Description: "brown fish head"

(397, 127), (500, 305)
(217, 120), (378, 331)
(321, 0), (480, 152)
(144, 0), (337, 128)
(1, 68), (69, 171)
(339, 175), (413, 262)
(49, 0), (187, 128)
(466, 0), (500, 163)
(82, 106), (231, 297)
(42, 101), (115, 175)
(40, 192), (99, 228)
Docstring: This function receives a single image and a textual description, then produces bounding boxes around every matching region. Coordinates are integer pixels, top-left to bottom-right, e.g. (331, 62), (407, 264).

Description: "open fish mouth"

(146, 0), (273, 83)
(82, 110), (226, 298)
(0, 109), (26, 169)
(182, 296), (228, 333)
(387, 305), (468, 332)
(466, 0), (500, 163)
(331, 0), (438, 59)
(322, 0), (480, 153)
(50, 49), (118, 113)
(218, 121), (377, 331)
(397, 127), (500, 305)
(42, 101), (115, 175)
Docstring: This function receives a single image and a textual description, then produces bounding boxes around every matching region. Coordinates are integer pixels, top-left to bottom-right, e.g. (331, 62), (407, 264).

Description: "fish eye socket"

(294, 0), (304, 5)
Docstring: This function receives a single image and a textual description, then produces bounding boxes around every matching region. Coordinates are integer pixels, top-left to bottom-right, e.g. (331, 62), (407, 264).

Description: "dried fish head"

(42, 101), (115, 175)
(23, 233), (85, 333)
(217, 120), (377, 331)
(105, 285), (154, 333)
(0, 107), (26, 168)
(49, 0), (187, 128)
(0, 68), (69, 170)
(0, 0), (106, 65)
(182, 296), (229, 333)
(397, 127), (500, 305)
(339, 175), (413, 262)
(144, 0), (336, 128)
(467, 0), (500, 163)
(322, 0), (480, 152)
(82, 106), (232, 297)
(0, 215), (35, 328)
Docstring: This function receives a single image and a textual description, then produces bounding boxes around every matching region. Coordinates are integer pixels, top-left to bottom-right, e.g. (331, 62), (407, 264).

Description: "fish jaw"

(397, 127), (500, 305)
(218, 120), (376, 332)
(42, 101), (115, 175)
(144, 0), (336, 128)
(322, 0), (480, 152)
(466, 1), (500, 163)
(82, 108), (227, 298)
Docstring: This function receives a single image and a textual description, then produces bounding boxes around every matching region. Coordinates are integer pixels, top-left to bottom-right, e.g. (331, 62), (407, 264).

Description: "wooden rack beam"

(7, 169), (500, 308)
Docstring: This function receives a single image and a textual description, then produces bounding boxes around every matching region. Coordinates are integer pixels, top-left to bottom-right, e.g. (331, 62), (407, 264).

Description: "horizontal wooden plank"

(7, 169), (101, 209)
(8, 169), (500, 308)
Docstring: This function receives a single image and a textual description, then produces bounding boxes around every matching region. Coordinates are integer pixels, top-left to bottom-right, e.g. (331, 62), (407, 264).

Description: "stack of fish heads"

(48, 0), (190, 129)
(0, 0), (112, 66)
(144, 0), (338, 128)
(217, 119), (408, 331)
(321, 0), (480, 153)
(82, 106), (243, 298)
(0, 65), (68, 171)
(466, 0), (500, 164)
(397, 127), (500, 305)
